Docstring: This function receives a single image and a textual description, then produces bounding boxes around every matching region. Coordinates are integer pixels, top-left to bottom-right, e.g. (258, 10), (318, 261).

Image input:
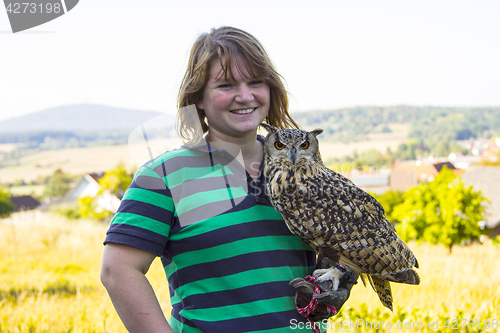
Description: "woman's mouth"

(230, 107), (256, 115)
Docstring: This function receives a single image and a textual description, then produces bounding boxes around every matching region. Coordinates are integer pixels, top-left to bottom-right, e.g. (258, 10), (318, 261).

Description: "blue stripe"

(170, 309), (313, 333)
(163, 249), (315, 290)
(105, 224), (168, 256)
(167, 219), (294, 255)
(173, 281), (291, 309)
(116, 199), (172, 224)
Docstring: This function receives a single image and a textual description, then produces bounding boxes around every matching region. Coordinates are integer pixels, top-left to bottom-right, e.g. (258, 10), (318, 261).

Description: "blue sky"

(1, 0), (499, 122)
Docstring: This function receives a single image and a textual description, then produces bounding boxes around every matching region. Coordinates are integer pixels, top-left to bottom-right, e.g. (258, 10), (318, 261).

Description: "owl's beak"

(290, 147), (297, 164)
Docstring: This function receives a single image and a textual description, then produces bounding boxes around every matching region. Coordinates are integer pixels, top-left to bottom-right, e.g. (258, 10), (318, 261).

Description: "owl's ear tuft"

(311, 128), (323, 137)
(260, 123), (278, 133)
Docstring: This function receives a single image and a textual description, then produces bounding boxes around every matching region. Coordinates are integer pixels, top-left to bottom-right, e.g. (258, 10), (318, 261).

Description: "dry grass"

(1, 212), (498, 332)
(329, 242), (500, 332)
(320, 132), (408, 161)
(9, 184), (45, 197)
(0, 133), (408, 184)
(0, 211), (170, 333)
(0, 138), (184, 184)
(0, 145), (132, 184)
(0, 144), (18, 153)
(348, 242), (500, 314)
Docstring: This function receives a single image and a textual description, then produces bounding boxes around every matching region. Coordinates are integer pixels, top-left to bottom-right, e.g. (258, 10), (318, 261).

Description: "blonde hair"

(176, 26), (299, 144)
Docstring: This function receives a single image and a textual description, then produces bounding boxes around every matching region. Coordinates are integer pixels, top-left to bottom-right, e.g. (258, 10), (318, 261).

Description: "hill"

(0, 104), (176, 151)
(292, 105), (500, 143)
(292, 105), (500, 159)
(0, 104), (168, 133)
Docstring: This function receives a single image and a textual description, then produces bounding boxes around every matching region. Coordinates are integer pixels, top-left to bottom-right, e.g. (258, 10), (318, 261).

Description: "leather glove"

(290, 255), (358, 322)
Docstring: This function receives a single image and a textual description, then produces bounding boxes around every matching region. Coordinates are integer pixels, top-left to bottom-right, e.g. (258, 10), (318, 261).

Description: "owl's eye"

(274, 141), (285, 150)
(300, 141), (310, 149)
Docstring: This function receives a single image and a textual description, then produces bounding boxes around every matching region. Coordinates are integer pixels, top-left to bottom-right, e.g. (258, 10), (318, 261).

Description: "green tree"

(393, 167), (486, 252)
(370, 190), (404, 224)
(0, 186), (16, 218)
(75, 163), (132, 221)
(394, 139), (421, 160)
(43, 168), (71, 199)
(77, 196), (112, 221)
(98, 162), (133, 199)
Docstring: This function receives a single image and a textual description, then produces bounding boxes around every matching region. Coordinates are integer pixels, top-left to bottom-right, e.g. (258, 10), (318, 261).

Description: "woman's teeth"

(231, 108), (255, 114)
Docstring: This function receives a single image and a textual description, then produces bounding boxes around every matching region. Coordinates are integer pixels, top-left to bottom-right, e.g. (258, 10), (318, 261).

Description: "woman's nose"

(235, 84), (254, 103)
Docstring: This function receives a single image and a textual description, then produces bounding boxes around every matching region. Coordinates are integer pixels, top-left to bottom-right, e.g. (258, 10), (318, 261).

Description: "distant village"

(343, 137), (500, 238)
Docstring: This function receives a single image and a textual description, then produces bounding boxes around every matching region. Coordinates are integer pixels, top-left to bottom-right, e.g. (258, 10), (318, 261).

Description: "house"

(342, 169), (391, 194)
(62, 172), (121, 213)
(389, 169), (417, 192)
(38, 172), (121, 213)
(64, 173), (103, 200)
(11, 195), (40, 211)
(341, 161), (463, 194)
(390, 159), (459, 191)
(461, 165), (500, 239)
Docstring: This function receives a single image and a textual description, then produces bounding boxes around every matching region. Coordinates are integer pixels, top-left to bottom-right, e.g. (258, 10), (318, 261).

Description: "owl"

(261, 124), (420, 311)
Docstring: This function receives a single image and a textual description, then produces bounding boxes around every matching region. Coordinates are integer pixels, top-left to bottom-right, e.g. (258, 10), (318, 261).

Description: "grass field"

(9, 184), (45, 197)
(0, 138), (184, 184)
(0, 211), (171, 333)
(0, 133), (408, 185)
(1, 211), (498, 332)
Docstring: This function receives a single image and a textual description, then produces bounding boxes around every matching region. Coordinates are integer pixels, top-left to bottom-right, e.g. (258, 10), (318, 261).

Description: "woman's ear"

(195, 99), (204, 110)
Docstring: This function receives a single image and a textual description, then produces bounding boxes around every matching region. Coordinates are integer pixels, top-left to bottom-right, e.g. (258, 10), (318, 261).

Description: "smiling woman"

(101, 26), (355, 333)
(195, 57), (271, 143)
(176, 26), (299, 146)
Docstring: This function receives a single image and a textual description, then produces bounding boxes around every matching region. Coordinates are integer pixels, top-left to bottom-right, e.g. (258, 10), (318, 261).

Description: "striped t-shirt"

(104, 137), (318, 332)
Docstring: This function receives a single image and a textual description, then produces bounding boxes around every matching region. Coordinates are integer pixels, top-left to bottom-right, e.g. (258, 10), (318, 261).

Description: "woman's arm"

(101, 243), (174, 333)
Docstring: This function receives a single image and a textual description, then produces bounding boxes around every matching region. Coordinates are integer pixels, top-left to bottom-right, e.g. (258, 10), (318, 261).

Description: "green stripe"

(169, 205), (283, 241)
(111, 212), (171, 235)
(165, 235), (311, 277)
(167, 165), (234, 189)
(150, 148), (206, 167)
(135, 148), (207, 180)
(175, 187), (247, 216)
(134, 165), (162, 179)
(180, 296), (294, 322)
(169, 316), (203, 333)
(170, 265), (312, 305)
(122, 187), (174, 211)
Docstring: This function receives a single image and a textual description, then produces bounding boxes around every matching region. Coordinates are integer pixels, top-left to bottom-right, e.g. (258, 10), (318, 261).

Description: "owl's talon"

(312, 266), (344, 291)
(289, 277), (315, 299)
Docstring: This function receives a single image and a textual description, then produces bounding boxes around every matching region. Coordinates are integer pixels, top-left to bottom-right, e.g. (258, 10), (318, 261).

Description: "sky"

(1, 0), (499, 122)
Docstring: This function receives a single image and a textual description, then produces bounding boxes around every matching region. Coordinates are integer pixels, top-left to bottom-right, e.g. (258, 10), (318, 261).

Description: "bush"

(0, 186), (16, 218)
(78, 196), (112, 221)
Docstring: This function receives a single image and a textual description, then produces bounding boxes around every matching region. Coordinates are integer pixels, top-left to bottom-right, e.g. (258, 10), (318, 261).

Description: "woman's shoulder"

(142, 142), (205, 165)
(133, 141), (213, 177)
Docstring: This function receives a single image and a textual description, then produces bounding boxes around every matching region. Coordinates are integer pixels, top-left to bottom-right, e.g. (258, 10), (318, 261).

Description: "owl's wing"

(313, 168), (418, 281)
(330, 169), (388, 218)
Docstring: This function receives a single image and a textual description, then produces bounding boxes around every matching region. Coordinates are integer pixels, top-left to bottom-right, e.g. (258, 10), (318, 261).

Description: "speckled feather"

(262, 125), (420, 311)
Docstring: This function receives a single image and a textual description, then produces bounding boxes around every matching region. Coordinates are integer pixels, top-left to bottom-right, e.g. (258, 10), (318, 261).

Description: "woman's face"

(196, 58), (270, 141)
